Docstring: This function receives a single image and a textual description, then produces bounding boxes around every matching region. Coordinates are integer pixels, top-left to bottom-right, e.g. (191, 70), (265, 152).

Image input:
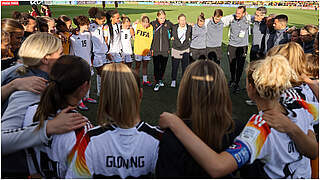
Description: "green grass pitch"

(2, 4), (319, 128)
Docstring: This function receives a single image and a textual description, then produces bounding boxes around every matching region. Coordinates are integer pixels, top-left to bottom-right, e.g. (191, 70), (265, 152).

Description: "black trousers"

(250, 45), (264, 62)
(207, 47), (222, 65)
(227, 45), (248, 85)
(153, 55), (168, 84)
(190, 48), (206, 63)
(171, 52), (189, 81)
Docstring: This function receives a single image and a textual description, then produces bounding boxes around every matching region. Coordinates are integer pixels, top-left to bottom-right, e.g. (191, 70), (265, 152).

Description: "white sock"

(97, 75), (101, 96)
(85, 89), (90, 99)
(143, 75), (147, 82)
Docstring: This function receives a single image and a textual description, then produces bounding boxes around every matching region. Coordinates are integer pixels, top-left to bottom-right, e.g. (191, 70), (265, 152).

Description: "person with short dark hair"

(263, 14), (290, 54)
(222, 6), (251, 93)
(245, 6), (268, 106)
(250, 7), (267, 61)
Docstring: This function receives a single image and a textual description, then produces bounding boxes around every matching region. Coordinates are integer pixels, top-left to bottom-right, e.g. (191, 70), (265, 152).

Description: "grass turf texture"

(2, 4), (319, 128)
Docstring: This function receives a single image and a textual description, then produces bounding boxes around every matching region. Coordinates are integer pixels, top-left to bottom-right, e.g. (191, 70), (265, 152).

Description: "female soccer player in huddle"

(23, 55), (92, 178)
(105, 10), (122, 63)
(70, 15), (97, 110)
(88, 7), (108, 96)
(156, 60), (236, 178)
(120, 15), (134, 67)
(66, 63), (163, 178)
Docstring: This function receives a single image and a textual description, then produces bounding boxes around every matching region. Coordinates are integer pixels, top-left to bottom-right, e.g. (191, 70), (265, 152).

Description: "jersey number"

(125, 34), (128, 39)
(81, 40), (87, 47)
(40, 151), (58, 178)
(97, 29), (101, 35)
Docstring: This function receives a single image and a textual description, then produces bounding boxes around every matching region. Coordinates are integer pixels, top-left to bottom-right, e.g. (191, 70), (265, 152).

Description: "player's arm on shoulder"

(221, 14), (234, 27)
(159, 112), (239, 178)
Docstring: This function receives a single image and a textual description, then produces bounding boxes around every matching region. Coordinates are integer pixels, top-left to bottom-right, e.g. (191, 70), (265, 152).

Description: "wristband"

(226, 139), (251, 168)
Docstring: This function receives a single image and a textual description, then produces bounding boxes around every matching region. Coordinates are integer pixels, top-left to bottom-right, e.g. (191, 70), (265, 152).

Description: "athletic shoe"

(78, 102), (88, 111)
(83, 97), (97, 104)
(228, 81), (236, 89)
(245, 100), (256, 106)
(171, 80), (176, 88)
(159, 80), (165, 87)
(154, 84), (160, 92)
(233, 84), (241, 94)
(143, 81), (153, 87)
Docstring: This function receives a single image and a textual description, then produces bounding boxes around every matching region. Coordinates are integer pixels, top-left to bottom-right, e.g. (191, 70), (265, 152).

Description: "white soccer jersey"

(23, 105), (93, 178)
(89, 22), (108, 53)
(120, 29), (133, 55)
(281, 84), (319, 125)
(104, 23), (122, 53)
(66, 121), (163, 178)
(236, 98), (314, 178)
(70, 32), (92, 66)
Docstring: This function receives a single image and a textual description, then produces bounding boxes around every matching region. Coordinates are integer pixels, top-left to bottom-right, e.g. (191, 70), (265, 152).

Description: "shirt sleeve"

(221, 14), (234, 27)
(1, 120), (51, 155)
(2, 91), (40, 130)
(51, 132), (77, 178)
(69, 36), (75, 55)
(234, 114), (271, 164)
(132, 23), (137, 32)
(205, 18), (210, 27)
(103, 25), (110, 38)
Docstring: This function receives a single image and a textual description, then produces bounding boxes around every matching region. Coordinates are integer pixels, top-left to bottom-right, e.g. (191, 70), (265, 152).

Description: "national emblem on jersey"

(281, 85), (319, 124)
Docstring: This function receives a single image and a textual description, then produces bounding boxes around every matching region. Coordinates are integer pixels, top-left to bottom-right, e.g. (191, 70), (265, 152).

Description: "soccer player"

(23, 55), (93, 178)
(170, 14), (192, 88)
(133, 15), (154, 87)
(151, 10), (174, 92)
(88, 7), (108, 96)
(12, 11), (37, 40)
(120, 15), (134, 67)
(66, 63), (163, 178)
(70, 15), (97, 111)
(105, 9), (122, 63)
(56, 15), (72, 55)
(156, 60), (236, 178)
